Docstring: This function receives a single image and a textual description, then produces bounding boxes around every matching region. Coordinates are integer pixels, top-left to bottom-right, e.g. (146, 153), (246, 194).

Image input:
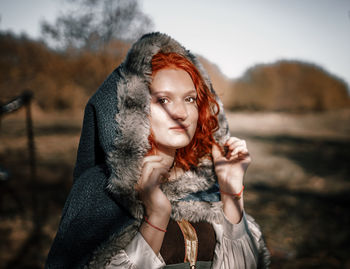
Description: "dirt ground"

(0, 108), (349, 268)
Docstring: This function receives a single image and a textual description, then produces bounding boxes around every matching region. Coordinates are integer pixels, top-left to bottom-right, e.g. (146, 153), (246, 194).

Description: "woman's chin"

(158, 139), (192, 152)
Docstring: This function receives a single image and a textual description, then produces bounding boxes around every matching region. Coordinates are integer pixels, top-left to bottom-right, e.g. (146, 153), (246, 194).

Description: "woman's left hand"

(212, 137), (252, 193)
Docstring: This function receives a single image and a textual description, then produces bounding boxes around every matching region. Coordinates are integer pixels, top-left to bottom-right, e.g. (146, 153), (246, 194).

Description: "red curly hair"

(148, 52), (221, 170)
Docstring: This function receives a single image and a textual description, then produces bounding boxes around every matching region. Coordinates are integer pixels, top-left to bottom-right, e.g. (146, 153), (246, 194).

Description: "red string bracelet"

(220, 185), (245, 199)
(144, 216), (167, 233)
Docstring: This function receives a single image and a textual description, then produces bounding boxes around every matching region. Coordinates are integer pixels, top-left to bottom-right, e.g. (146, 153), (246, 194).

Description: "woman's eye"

(185, 96), (196, 103)
(158, 98), (169, 104)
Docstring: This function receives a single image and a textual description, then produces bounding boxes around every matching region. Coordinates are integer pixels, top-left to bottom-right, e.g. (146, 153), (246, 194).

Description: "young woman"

(46, 32), (270, 269)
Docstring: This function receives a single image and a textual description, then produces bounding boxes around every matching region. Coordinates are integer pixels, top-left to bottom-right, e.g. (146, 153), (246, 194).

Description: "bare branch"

(40, 0), (153, 51)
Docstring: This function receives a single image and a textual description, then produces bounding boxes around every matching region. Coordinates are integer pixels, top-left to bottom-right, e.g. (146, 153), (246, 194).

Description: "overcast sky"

(1, 0), (349, 88)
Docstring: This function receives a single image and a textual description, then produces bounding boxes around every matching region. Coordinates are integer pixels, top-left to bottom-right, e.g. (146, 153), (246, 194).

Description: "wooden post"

(25, 97), (36, 182)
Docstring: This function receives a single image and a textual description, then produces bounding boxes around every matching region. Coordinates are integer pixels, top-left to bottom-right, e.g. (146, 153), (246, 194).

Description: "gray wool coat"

(46, 32), (270, 269)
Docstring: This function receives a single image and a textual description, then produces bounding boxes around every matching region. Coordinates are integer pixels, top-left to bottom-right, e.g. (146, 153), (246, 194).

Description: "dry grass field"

(0, 108), (350, 268)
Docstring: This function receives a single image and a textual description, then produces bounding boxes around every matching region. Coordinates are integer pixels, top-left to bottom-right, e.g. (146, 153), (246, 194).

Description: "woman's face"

(150, 68), (199, 156)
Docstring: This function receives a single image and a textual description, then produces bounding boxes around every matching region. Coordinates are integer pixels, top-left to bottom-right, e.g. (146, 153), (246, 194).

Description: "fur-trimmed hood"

(105, 32), (230, 224)
(46, 33), (270, 269)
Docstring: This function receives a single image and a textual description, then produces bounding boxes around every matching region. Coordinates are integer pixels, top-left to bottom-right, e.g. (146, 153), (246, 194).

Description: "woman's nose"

(170, 102), (188, 120)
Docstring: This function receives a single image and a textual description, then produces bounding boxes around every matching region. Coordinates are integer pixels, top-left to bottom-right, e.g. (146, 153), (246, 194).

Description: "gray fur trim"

(171, 200), (223, 223)
(86, 221), (140, 269)
(106, 32), (230, 221)
(161, 159), (216, 201)
(106, 71), (151, 218)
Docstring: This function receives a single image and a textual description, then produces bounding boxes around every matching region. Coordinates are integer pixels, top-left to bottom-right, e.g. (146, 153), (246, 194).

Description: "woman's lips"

(169, 124), (189, 132)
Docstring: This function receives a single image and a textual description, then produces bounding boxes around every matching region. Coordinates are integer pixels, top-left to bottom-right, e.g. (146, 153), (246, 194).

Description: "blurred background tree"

(40, 0), (153, 51)
(226, 60), (350, 112)
(0, 0), (155, 111)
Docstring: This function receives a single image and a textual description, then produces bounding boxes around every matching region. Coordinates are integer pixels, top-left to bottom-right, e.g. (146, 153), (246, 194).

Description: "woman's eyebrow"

(151, 89), (197, 96)
(184, 89), (197, 95)
(151, 90), (171, 95)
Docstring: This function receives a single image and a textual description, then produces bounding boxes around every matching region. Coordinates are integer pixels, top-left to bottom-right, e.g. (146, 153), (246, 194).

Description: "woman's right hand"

(136, 155), (172, 218)
(136, 155), (173, 254)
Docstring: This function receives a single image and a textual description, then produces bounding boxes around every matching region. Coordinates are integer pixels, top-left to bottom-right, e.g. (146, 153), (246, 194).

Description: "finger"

(224, 141), (247, 159)
(238, 151), (251, 159)
(139, 162), (166, 186)
(224, 137), (242, 146)
(231, 150), (251, 162)
(151, 167), (170, 184)
(226, 139), (246, 150)
(231, 146), (249, 156)
(142, 155), (163, 167)
(142, 161), (166, 176)
(159, 169), (170, 184)
(159, 156), (175, 170)
(137, 165), (168, 192)
(212, 143), (223, 162)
